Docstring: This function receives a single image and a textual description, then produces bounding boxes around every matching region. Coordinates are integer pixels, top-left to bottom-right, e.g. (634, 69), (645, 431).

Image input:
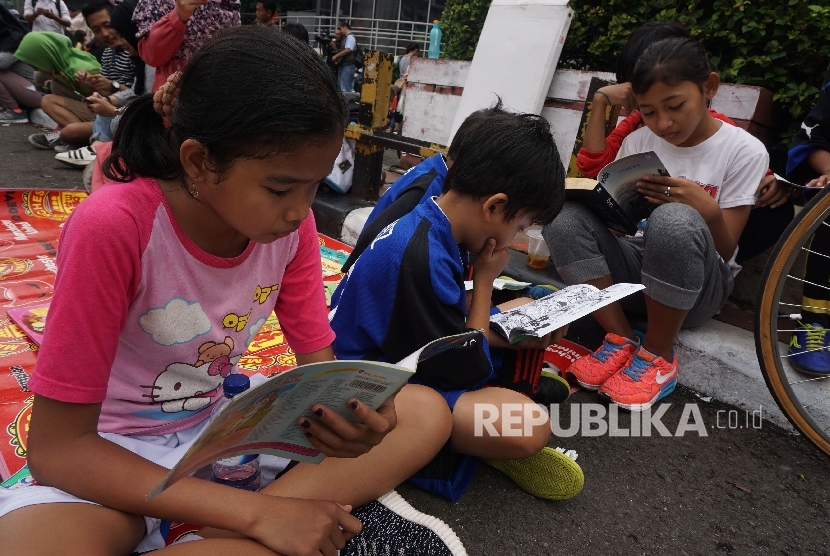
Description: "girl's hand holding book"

(636, 174), (721, 222)
(297, 395), (399, 458)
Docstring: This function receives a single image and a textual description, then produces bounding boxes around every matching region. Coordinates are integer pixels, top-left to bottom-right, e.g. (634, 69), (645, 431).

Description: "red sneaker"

(566, 333), (639, 390)
(599, 347), (678, 411)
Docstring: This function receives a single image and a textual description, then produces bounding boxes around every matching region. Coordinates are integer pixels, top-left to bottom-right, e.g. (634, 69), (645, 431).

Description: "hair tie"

(153, 71), (182, 128)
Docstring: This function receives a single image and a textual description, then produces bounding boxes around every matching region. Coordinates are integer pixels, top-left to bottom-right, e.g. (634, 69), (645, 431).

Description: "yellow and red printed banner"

(0, 190), (86, 479)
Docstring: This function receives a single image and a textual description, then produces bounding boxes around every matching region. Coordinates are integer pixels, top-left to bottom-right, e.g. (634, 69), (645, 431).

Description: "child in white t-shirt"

(543, 36), (768, 411)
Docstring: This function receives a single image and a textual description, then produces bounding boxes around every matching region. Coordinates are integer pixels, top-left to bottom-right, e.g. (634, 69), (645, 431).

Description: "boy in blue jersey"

(330, 105), (583, 501)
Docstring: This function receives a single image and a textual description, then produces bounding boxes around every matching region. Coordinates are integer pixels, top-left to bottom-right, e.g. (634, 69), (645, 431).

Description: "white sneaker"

(55, 146), (96, 168)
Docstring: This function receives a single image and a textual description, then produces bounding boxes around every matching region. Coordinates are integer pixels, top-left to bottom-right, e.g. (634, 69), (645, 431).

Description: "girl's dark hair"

(443, 102), (565, 225)
(105, 26), (347, 185)
(404, 41), (420, 54)
(615, 21), (690, 83)
(631, 37), (712, 95)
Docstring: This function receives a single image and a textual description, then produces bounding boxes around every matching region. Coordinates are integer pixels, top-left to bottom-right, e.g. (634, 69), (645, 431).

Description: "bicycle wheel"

(756, 185), (830, 456)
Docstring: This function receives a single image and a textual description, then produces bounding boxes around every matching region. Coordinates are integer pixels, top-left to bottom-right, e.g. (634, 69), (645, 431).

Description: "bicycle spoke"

(786, 274), (830, 293)
(802, 394), (830, 409)
(789, 374), (830, 385)
(801, 247), (830, 260)
(777, 302), (830, 312)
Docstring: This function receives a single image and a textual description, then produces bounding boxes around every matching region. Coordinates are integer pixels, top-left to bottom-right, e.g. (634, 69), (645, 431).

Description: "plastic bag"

(324, 138), (355, 194)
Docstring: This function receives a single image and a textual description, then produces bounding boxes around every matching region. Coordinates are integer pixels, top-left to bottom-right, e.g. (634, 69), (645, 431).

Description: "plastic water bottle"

(211, 374), (261, 491)
(428, 20), (442, 59)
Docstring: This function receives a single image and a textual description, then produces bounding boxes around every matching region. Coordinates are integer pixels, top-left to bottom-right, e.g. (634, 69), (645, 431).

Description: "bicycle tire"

(755, 185), (830, 457)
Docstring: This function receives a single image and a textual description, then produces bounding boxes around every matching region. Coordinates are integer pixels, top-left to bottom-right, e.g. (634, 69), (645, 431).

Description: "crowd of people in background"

(0, 0), (332, 174)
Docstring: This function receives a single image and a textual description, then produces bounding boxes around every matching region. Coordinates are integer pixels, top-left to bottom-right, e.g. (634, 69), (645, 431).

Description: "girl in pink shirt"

(0, 27), (452, 555)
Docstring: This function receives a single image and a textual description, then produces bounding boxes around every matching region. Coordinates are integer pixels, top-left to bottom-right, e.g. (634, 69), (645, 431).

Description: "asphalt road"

(2, 122), (829, 555)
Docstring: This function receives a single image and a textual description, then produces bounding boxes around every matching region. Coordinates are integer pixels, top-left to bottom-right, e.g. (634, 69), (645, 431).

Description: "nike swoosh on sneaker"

(655, 370), (676, 384)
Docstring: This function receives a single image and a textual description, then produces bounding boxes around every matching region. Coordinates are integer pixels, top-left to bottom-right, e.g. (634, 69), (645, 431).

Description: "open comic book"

(148, 331), (481, 499)
(490, 283), (645, 344)
(566, 151), (669, 235)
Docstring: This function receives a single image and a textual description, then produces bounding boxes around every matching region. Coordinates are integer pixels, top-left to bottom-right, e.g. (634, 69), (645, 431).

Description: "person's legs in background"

(29, 93), (95, 151)
(56, 116), (111, 168)
(339, 64), (355, 92)
(0, 70), (43, 122)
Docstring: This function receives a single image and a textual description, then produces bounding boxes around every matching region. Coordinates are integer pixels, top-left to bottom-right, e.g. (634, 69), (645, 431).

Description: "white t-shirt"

(343, 33), (356, 53)
(618, 121), (769, 275)
(23, 0), (70, 33)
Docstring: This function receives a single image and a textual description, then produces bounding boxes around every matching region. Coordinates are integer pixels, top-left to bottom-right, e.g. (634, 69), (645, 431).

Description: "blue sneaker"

(0, 108), (28, 123)
(788, 322), (830, 375)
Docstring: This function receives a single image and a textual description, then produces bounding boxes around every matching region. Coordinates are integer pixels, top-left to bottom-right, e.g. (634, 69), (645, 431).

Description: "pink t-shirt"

(28, 177), (334, 436)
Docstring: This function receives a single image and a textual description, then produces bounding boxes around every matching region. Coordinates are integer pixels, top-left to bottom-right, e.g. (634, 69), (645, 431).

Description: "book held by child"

(148, 330), (481, 498)
(565, 151), (669, 235)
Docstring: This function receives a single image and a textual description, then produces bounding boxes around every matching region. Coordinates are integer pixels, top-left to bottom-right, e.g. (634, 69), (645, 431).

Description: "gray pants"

(542, 202), (734, 329)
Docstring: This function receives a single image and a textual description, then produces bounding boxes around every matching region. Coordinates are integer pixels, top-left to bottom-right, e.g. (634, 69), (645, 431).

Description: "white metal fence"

(278, 13), (435, 56)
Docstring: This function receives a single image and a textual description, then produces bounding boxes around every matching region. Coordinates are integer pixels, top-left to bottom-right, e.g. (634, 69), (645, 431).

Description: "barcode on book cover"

(348, 379), (387, 394)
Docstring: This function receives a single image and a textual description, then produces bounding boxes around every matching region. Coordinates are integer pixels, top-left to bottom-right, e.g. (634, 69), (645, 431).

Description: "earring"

(187, 177), (200, 199)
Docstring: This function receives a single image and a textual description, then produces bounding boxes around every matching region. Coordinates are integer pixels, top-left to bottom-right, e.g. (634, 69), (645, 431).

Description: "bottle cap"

(433, 19), (439, 23)
(223, 373), (250, 398)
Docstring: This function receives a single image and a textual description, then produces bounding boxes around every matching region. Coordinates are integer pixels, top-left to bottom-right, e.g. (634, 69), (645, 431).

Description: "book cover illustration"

(320, 245), (348, 278)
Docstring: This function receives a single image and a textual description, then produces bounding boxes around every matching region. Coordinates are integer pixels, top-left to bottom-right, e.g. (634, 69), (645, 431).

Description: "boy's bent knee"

(396, 384), (453, 439)
(504, 422), (551, 459)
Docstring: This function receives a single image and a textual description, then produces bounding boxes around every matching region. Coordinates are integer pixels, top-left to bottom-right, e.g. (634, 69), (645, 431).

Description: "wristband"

(595, 90), (613, 105)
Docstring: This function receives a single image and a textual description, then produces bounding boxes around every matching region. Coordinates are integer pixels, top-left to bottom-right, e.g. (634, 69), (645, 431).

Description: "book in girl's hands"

(566, 151), (670, 235)
(148, 331), (482, 499)
(489, 283), (645, 344)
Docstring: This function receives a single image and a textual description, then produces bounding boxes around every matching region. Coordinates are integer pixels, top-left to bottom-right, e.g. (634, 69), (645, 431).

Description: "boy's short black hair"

(443, 101), (565, 225)
(257, 0), (277, 13)
(339, 22), (351, 30)
(81, 0), (112, 21)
